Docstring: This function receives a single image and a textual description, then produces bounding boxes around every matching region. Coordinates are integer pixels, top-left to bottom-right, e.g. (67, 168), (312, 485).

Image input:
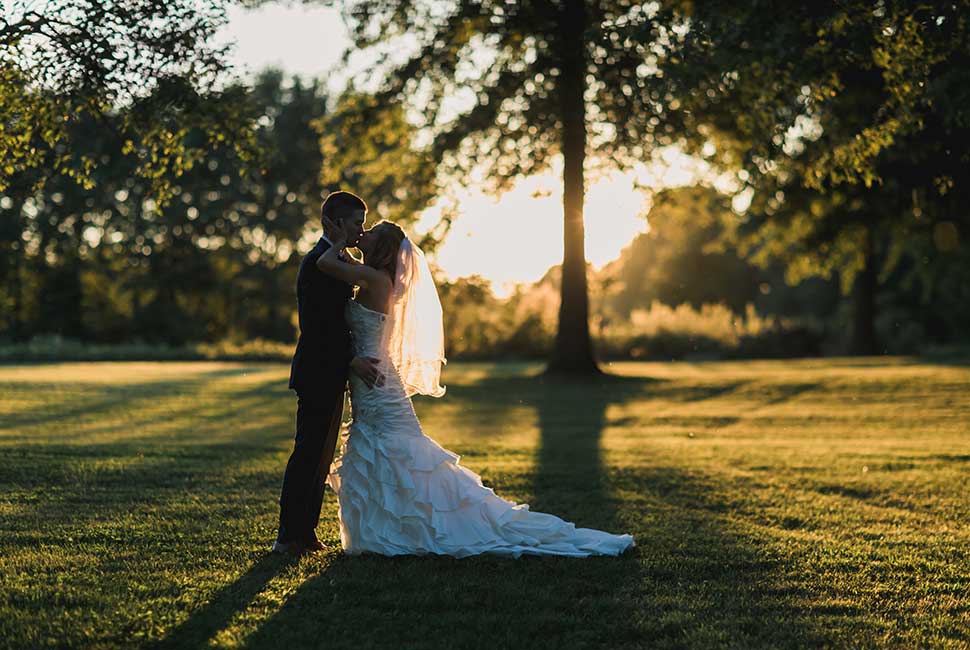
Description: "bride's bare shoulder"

(356, 270), (394, 314)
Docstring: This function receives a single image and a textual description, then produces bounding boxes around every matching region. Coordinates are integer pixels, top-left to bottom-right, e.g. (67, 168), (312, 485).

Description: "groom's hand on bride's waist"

(350, 356), (385, 389)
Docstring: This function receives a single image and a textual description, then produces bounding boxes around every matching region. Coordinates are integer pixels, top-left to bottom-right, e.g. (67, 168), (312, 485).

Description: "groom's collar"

(320, 234), (349, 261)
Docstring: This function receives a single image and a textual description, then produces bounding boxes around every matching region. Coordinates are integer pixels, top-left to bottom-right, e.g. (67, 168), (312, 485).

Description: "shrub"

(0, 335), (292, 363)
(596, 302), (821, 360)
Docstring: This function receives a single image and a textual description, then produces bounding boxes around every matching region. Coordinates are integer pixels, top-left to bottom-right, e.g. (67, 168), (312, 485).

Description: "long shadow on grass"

(171, 368), (831, 649)
(0, 365), (276, 437)
(1, 370), (301, 648)
(228, 371), (650, 649)
(615, 465), (834, 648)
(0, 379), (196, 434)
(438, 373), (828, 647)
(77, 376), (292, 446)
(1, 374), (291, 546)
(513, 371), (830, 648)
(154, 553), (293, 650)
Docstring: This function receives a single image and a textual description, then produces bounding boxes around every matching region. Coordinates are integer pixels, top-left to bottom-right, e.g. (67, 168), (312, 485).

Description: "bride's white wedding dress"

(326, 299), (635, 558)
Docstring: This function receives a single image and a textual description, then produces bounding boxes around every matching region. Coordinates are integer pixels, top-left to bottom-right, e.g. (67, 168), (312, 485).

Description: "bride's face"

(357, 228), (378, 256)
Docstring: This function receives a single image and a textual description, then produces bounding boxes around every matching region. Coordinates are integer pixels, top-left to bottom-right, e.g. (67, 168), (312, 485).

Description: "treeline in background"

(2, 2), (969, 363)
(2, 72), (967, 363)
(443, 181), (970, 361)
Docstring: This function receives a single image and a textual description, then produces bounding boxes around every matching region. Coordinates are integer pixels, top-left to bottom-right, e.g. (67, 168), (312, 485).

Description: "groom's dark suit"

(278, 236), (354, 545)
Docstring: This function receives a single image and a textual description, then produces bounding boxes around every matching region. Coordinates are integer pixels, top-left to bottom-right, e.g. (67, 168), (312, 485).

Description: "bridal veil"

(381, 238), (447, 397)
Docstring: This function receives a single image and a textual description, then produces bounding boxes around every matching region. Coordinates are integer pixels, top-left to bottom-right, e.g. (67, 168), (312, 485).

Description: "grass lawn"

(0, 358), (968, 649)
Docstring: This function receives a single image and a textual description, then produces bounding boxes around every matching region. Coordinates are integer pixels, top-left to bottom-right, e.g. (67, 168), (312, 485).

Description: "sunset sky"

(221, 3), (706, 294)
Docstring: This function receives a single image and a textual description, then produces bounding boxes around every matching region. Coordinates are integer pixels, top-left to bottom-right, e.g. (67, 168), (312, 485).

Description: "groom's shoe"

(303, 535), (327, 553)
(271, 539), (305, 557)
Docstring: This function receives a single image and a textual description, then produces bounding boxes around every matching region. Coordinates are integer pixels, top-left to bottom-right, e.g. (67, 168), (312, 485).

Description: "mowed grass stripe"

(0, 359), (967, 649)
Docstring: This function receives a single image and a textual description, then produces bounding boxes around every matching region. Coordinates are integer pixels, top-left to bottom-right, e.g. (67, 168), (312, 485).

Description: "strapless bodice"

(344, 300), (411, 426)
(345, 300), (389, 360)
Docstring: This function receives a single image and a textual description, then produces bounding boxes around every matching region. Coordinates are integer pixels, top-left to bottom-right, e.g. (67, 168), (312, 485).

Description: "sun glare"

(419, 174), (644, 296)
(418, 151), (711, 296)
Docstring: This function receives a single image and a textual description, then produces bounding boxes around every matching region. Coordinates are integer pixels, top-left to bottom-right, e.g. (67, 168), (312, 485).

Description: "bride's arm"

(315, 224), (382, 288)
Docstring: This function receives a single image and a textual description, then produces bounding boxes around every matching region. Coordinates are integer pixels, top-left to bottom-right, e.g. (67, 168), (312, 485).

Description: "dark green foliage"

(317, 92), (440, 239)
(0, 68), (434, 346)
(0, 70), (321, 344)
(656, 1), (970, 352)
(4, 0), (968, 360)
(0, 0), (258, 202)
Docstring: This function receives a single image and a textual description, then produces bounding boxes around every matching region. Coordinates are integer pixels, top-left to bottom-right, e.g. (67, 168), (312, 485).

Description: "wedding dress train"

(326, 300), (635, 558)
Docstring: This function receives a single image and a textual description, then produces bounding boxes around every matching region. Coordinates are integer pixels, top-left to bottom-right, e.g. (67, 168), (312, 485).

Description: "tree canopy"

(0, 0), (257, 202)
(313, 0), (699, 372)
(656, 0), (970, 352)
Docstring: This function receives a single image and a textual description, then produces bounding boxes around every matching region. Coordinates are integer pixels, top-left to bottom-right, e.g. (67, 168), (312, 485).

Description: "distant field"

(1, 359), (968, 649)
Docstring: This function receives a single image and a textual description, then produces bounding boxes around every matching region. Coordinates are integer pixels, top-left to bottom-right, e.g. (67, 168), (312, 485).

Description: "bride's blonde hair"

(367, 221), (406, 280)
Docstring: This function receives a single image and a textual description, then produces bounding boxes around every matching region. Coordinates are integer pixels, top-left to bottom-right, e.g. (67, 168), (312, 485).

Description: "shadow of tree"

(228, 370), (830, 648)
(0, 365), (282, 436)
(0, 369), (302, 648)
(226, 372), (648, 649)
(0, 379), (195, 433)
(613, 465), (833, 648)
(755, 381), (820, 406)
(153, 553), (293, 650)
(1, 375), (290, 548)
(98, 376), (291, 446)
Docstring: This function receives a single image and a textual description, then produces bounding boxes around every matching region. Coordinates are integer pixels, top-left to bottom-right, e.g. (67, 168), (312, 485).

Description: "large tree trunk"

(10, 254), (22, 341)
(849, 226), (878, 355)
(9, 198), (24, 341)
(547, 0), (599, 375)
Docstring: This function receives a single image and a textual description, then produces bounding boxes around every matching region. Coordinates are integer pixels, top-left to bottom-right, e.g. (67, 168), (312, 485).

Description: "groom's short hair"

(321, 191), (367, 222)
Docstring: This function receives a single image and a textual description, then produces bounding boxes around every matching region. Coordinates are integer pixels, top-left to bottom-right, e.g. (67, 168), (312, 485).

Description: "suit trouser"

(277, 384), (345, 544)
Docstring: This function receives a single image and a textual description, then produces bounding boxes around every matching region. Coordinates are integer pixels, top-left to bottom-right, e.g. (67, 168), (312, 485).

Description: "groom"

(274, 190), (384, 556)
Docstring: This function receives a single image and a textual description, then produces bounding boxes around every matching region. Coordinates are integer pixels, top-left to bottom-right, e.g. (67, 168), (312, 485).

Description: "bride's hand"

(322, 216), (347, 247)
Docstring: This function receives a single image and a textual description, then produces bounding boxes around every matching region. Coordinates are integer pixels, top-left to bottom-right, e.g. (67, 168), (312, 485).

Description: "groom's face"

(338, 210), (366, 246)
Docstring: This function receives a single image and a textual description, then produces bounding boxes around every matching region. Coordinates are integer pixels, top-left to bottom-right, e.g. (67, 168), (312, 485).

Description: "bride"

(315, 217), (635, 558)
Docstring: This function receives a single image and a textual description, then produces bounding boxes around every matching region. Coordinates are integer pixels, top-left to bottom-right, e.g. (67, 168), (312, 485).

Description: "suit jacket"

(288, 237), (354, 395)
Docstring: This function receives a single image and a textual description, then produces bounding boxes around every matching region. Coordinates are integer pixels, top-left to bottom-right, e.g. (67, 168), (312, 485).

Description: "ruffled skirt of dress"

(325, 414), (636, 559)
